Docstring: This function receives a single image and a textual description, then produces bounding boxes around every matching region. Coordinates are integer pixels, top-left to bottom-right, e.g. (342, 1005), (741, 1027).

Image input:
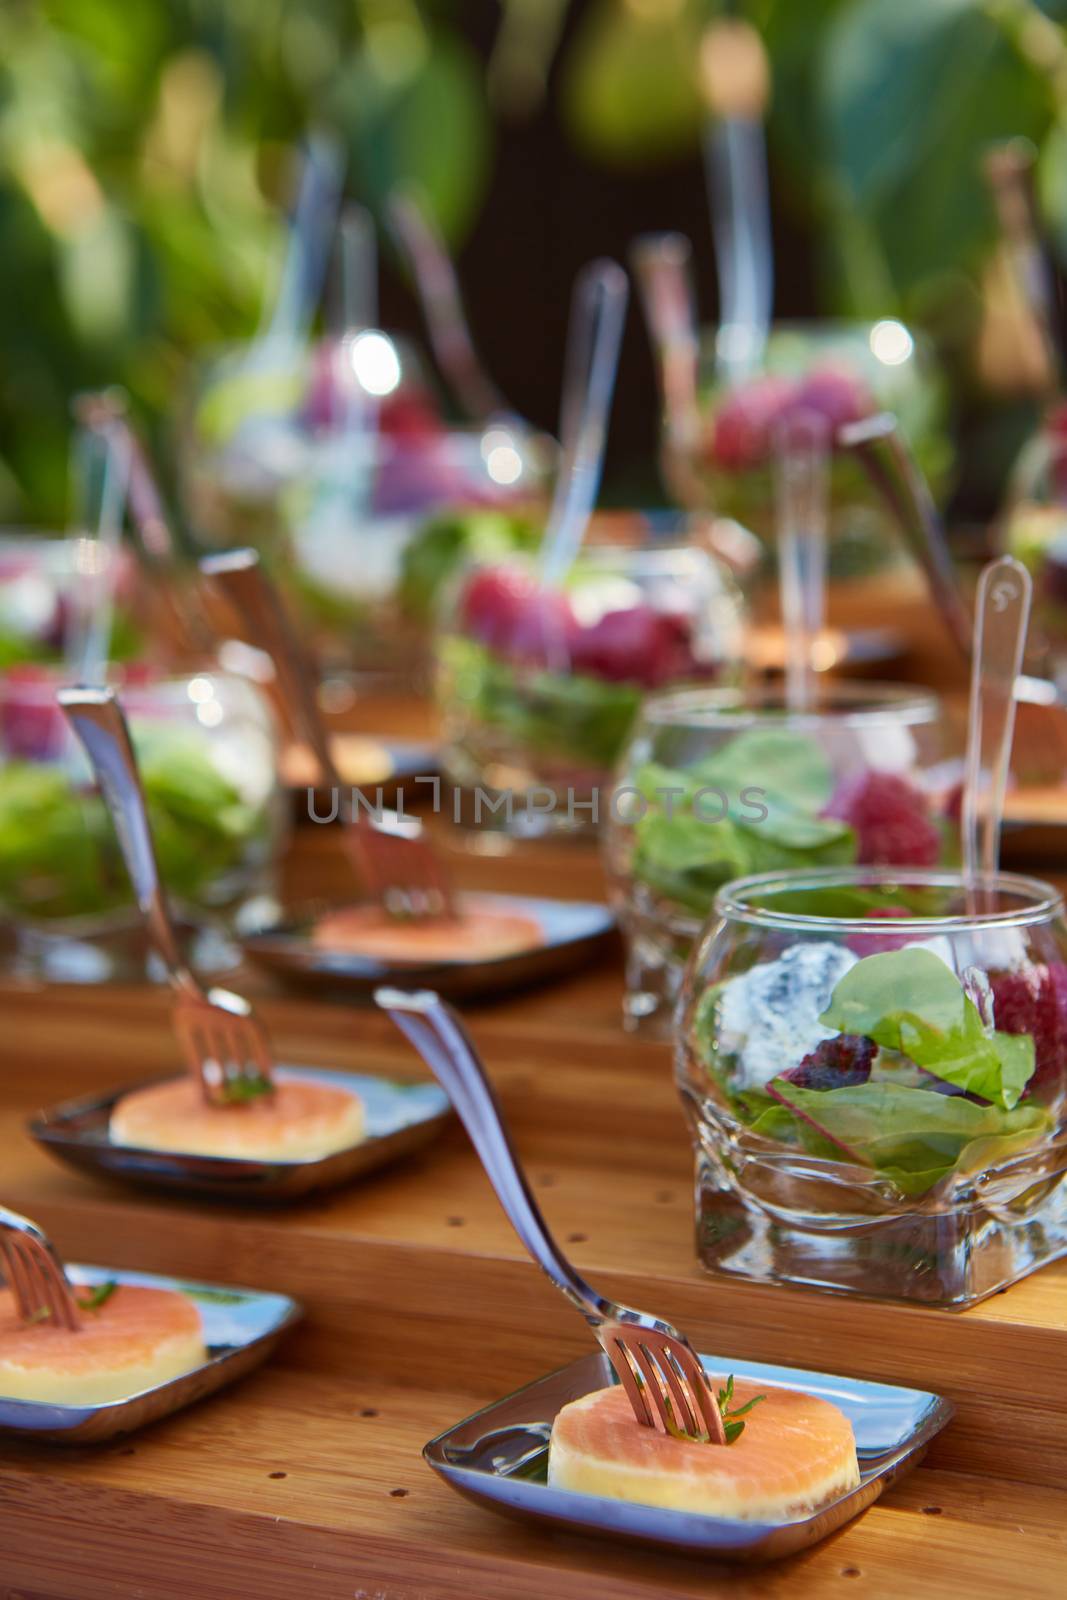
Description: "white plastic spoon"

(775, 408), (829, 712)
(538, 259), (629, 589)
(962, 555), (1033, 903)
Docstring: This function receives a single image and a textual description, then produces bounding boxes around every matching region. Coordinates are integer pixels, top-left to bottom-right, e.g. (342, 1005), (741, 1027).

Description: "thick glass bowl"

(662, 320), (949, 580)
(604, 683), (955, 1032)
(437, 534), (745, 837)
(281, 425), (549, 689)
(0, 532), (142, 668)
(0, 667), (285, 980)
(676, 867), (1067, 1306)
(179, 332), (444, 549)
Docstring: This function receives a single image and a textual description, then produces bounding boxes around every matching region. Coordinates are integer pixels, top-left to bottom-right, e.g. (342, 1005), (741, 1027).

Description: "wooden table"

(3, 719), (1067, 1596)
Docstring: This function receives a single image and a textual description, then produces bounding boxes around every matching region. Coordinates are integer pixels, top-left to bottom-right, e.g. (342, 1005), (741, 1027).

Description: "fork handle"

(200, 548), (341, 791)
(57, 686), (202, 998)
(377, 989), (613, 1328)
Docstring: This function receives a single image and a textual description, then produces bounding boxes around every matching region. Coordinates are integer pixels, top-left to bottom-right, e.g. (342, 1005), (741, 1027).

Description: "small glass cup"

(437, 529), (746, 838)
(0, 532), (143, 669)
(0, 667), (285, 982)
(660, 320), (949, 581)
(604, 683), (954, 1033)
(281, 422), (551, 690)
(676, 866), (1067, 1306)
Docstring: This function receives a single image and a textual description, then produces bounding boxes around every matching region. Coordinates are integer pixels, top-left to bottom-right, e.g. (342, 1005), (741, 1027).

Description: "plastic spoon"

(387, 187), (507, 424)
(630, 232), (701, 468)
(257, 131), (346, 353)
(775, 409), (829, 712)
(839, 411), (974, 663)
(73, 390), (216, 660)
(64, 416), (131, 688)
(962, 556), (1032, 901)
(699, 18), (773, 384)
(538, 260), (629, 588)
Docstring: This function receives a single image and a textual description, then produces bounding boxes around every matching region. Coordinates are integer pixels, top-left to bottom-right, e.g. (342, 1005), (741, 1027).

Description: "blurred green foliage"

(5, 0), (1067, 527)
(0, 0), (491, 523)
(564, 1), (1067, 310)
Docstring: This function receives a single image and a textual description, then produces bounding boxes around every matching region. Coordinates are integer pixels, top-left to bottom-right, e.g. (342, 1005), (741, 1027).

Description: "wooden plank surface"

(2, 753), (1067, 1594)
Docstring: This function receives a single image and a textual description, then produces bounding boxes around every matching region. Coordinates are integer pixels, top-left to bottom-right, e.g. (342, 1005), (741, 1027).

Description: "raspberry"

(794, 363), (874, 433)
(990, 964), (1067, 1092)
(823, 770), (941, 868)
(708, 375), (797, 472)
(780, 1033), (875, 1091)
(459, 565), (576, 664)
(848, 907), (916, 957)
(569, 605), (699, 687)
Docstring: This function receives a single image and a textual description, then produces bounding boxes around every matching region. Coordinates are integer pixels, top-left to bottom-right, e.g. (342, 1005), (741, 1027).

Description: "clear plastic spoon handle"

(388, 189), (506, 424)
(262, 132), (345, 348)
(775, 409), (829, 713)
(65, 423), (131, 689)
(539, 260), (629, 588)
(962, 556), (1032, 890)
(630, 233), (701, 451)
(706, 116), (773, 383)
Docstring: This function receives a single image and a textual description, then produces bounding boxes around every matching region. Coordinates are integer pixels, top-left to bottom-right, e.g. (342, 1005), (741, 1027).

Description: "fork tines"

(343, 809), (456, 922)
(173, 988), (275, 1106)
(0, 1209), (81, 1331)
(607, 1325), (726, 1445)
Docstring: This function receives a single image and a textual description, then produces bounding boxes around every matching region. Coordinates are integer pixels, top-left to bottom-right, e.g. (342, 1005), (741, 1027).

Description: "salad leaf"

(818, 948), (1035, 1109)
(440, 635), (642, 770)
(0, 722), (269, 923)
(765, 1079), (1050, 1198)
(631, 798), (854, 916)
(689, 727), (835, 813)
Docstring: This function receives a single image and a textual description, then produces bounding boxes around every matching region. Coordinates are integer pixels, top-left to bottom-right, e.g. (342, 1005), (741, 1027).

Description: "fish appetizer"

(0, 1278), (206, 1405)
(108, 1069), (364, 1162)
(310, 895), (544, 965)
(548, 1375), (860, 1522)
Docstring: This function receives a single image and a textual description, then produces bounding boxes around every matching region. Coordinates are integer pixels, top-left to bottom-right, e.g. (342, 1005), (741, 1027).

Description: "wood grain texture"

(1, 785), (1067, 1595)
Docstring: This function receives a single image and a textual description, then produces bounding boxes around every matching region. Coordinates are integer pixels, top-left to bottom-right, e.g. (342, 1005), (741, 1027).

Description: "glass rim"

(0, 666), (243, 708)
(637, 681), (940, 730)
(714, 867), (1064, 933)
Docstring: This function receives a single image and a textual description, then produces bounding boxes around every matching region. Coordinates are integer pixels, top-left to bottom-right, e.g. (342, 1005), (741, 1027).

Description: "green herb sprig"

(717, 1374), (766, 1444)
(218, 1074), (274, 1105)
(77, 1280), (118, 1313)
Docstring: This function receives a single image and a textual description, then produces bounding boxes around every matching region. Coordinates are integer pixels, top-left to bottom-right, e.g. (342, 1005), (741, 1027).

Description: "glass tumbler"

(676, 866), (1067, 1306)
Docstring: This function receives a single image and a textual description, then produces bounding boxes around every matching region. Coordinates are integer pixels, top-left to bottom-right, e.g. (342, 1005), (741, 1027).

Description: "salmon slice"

(310, 896), (544, 964)
(281, 735), (395, 789)
(109, 1072), (364, 1161)
(548, 1381), (860, 1522)
(0, 1285), (206, 1405)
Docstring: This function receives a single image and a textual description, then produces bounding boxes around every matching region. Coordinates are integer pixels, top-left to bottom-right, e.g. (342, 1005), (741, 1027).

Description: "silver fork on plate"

(200, 546), (455, 922)
(376, 987), (726, 1444)
(0, 1207), (81, 1331)
(57, 686), (274, 1105)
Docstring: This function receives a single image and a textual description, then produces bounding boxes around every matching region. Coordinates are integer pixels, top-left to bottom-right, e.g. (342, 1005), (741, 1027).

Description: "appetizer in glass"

(438, 535), (745, 836)
(677, 866), (1067, 1304)
(0, 667), (283, 979)
(605, 683), (954, 1030)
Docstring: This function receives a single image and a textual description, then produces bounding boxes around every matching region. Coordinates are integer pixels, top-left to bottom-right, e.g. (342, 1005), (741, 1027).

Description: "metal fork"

(376, 988), (726, 1445)
(199, 547), (455, 921)
(57, 686), (274, 1106)
(0, 1207), (81, 1331)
